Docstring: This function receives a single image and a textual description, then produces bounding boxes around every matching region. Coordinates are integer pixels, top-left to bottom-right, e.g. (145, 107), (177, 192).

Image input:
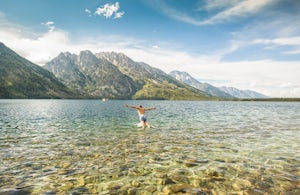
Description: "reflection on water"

(0, 100), (299, 194)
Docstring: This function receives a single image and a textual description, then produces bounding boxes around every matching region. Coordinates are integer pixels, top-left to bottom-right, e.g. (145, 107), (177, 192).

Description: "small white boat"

(102, 98), (109, 102)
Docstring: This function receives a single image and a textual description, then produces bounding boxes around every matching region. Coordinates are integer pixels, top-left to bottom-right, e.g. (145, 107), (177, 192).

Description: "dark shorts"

(139, 115), (147, 122)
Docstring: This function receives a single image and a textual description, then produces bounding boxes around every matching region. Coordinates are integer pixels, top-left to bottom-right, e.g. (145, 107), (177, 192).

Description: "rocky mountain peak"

(60, 52), (73, 57)
(76, 50), (103, 69)
(56, 52), (70, 59)
(78, 50), (97, 62)
(169, 70), (200, 86)
(79, 50), (94, 56)
(54, 52), (76, 64)
(96, 51), (135, 67)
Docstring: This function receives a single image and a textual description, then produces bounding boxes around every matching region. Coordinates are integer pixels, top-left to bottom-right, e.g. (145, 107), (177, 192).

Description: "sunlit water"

(0, 100), (299, 194)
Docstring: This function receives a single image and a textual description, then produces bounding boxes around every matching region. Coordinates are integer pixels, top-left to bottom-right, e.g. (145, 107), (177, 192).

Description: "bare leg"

(141, 121), (146, 129)
(146, 122), (150, 128)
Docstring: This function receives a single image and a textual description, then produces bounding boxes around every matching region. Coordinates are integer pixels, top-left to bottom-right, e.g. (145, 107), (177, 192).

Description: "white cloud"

(150, 2), (205, 26)
(253, 36), (300, 46)
(152, 0), (274, 26)
(201, 0), (274, 24)
(250, 36), (300, 56)
(152, 45), (160, 49)
(85, 9), (92, 17)
(41, 21), (55, 32)
(219, 8), (300, 58)
(95, 2), (124, 19)
(284, 49), (300, 55)
(200, 0), (237, 10)
(0, 20), (72, 64)
(114, 11), (125, 19)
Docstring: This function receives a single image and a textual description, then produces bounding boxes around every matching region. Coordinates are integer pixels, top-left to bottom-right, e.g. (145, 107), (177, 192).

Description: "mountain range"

(0, 42), (268, 99)
(169, 70), (268, 99)
(218, 86), (269, 99)
(44, 50), (212, 100)
(169, 71), (234, 98)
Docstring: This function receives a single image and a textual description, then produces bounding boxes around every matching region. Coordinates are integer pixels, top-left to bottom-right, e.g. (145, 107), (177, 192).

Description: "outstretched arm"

(145, 107), (156, 111)
(125, 104), (139, 109)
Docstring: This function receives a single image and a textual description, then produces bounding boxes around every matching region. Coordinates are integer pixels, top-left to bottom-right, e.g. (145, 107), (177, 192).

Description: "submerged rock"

(231, 179), (252, 191)
(163, 184), (210, 194)
(185, 159), (199, 167)
(0, 188), (29, 195)
(178, 157), (209, 167)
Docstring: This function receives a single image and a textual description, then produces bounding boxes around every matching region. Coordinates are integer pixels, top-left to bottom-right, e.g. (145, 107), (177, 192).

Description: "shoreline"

(233, 98), (300, 102)
(0, 98), (300, 102)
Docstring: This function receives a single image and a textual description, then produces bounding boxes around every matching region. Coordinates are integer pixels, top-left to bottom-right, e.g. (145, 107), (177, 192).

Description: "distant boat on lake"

(102, 98), (109, 102)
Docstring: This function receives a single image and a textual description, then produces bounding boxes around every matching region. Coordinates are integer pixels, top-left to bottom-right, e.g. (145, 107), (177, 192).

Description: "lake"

(0, 100), (299, 194)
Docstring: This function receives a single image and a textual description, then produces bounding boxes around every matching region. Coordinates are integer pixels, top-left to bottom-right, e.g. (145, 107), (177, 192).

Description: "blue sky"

(0, 0), (300, 97)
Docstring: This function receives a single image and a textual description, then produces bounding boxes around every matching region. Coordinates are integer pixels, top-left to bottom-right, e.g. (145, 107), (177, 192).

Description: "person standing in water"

(125, 104), (156, 128)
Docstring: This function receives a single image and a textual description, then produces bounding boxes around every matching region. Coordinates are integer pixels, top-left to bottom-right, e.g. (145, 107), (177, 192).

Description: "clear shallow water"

(0, 100), (299, 194)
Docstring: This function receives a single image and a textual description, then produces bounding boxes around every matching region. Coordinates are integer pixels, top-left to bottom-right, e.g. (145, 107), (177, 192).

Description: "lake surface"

(0, 100), (299, 194)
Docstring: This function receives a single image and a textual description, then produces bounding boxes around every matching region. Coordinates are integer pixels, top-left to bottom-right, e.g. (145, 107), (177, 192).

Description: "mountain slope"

(169, 70), (234, 98)
(219, 86), (269, 99)
(96, 52), (212, 100)
(44, 51), (138, 99)
(0, 42), (79, 99)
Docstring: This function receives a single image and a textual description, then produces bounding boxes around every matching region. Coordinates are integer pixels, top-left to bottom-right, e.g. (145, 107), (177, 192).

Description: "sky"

(0, 0), (299, 97)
